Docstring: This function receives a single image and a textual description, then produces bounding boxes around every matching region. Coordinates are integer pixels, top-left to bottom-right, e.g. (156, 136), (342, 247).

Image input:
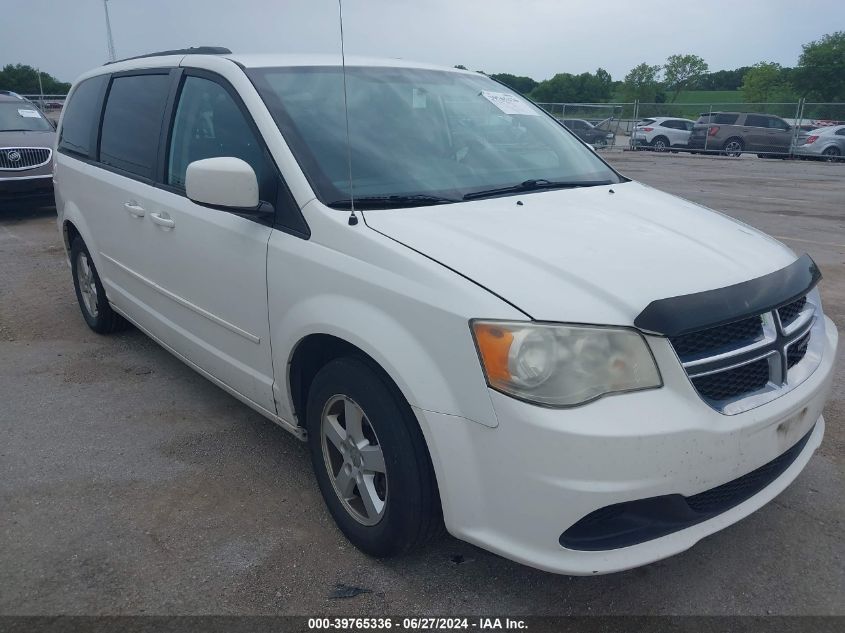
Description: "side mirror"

(186, 157), (261, 211)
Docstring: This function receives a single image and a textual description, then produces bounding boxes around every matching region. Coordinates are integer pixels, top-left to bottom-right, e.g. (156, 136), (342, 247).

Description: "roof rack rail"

(104, 46), (232, 65)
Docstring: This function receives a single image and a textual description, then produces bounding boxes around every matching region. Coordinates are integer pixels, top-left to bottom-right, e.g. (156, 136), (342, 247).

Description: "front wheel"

(306, 356), (443, 557)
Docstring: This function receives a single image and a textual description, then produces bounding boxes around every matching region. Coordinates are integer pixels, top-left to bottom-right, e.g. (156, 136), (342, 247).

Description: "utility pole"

(103, 0), (117, 62)
(36, 67), (44, 108)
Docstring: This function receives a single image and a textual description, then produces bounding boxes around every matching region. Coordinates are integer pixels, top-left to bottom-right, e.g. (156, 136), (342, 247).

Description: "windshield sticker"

(480, 91), (539, 116)
(18, 109), (41, 118)
(412, 88), (427, 109)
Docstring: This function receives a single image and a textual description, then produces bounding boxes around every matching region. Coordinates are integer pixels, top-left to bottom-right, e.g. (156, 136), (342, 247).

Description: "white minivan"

(55, 48), (837, 575)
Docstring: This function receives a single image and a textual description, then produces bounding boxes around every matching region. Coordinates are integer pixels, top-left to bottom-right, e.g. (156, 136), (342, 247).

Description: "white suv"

(55, 49), (838, 575)
(632, 117), (695, 151)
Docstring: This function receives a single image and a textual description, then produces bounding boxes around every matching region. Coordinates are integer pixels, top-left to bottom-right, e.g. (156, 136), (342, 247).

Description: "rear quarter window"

(58, 75), (108, 158)
(99, 73), (171, 179)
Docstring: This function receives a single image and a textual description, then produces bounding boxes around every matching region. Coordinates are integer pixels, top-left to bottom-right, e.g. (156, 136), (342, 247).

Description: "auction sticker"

(480, 90), (538, 116)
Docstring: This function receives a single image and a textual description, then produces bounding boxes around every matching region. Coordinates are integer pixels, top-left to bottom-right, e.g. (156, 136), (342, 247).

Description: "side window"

(836, 128), (845, 136)
(744, 114), (768, 128)
(167, 75), (272, 200)
(713, 113), (739, 125)
(661, 120), (679, 129)
(58, 75), (107, 158)
(769, 117), (789, 130)
(100, 74), (171, 179)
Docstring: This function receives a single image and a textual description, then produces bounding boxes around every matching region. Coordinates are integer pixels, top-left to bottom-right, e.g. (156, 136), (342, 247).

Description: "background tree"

(0, 64), (70, 94)
(489, 73), (538, 94)
(741, 62), (796, 103)
(453, 64), (468, 70)
(699, 67), (751, 91)
(529, 70), (613, 104)
(791, 31), (845, 101)
(621, 62), (663, 102)
(663, 54), (709, 101)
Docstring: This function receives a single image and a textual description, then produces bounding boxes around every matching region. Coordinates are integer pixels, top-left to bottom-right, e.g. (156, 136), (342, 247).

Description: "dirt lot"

(1, 153), (843, 616)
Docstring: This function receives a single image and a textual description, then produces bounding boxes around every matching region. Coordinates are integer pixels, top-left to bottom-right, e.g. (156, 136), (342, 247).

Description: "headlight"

(471, 320), (662, 407)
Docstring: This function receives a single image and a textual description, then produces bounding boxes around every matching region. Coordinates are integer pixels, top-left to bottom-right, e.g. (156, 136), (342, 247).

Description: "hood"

(363, 181), (797, 325)
(0, 130), (56, 148)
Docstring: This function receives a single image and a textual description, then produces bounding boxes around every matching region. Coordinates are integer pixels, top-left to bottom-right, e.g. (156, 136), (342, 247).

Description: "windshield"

(248, 66), (621, 207)
(0, 103), (52, 132)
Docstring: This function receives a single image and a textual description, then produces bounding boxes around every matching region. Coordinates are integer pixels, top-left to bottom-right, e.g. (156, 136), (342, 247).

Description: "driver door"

(137, 71), (279, 414)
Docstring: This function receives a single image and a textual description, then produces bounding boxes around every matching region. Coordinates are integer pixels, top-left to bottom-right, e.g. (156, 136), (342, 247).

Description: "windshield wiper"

(328, 194), (459, 210)
(463, 179), (612, 201)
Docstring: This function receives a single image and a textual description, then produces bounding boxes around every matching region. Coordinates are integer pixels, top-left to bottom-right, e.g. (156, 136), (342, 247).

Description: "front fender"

(273, 293), (500, 428)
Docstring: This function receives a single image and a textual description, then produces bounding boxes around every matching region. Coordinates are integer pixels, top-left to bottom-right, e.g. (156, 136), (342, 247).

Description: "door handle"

(124, 201), (145, 217)
(149, 212), (175, 229)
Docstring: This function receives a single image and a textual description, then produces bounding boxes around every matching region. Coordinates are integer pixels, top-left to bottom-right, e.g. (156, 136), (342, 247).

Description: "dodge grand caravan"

(54, 48), (838, 575)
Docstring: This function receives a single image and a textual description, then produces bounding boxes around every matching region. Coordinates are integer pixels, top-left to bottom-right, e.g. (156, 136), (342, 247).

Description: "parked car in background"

(559, 118), (615, 147)
(688, 112), (794, 157)
(0, 93), (55, 201)
(794, 125), (845, 161)
(632, 117), (695, 152)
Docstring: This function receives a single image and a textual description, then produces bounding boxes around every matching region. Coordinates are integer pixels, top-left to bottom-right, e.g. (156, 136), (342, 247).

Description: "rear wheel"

(593, 137), (608, 149)
(70, 237), (128, 334)
(306, 356), (442, 557)
(723, 137), (744, 157)
(823, 146), (841, 162)
(651, 136), (670, 152)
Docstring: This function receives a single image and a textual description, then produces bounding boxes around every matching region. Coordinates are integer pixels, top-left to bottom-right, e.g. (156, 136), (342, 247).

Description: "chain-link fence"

(536, 100), (844, 160)
(536, 103), (632, 150)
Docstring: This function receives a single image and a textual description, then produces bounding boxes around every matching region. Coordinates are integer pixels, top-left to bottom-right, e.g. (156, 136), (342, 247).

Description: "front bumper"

(415, 316), (837, 575)
(0, 174), (54, 199)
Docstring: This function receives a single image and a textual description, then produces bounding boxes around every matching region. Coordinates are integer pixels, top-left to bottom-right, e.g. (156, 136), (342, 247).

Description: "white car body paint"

(54, 53), (839, 575)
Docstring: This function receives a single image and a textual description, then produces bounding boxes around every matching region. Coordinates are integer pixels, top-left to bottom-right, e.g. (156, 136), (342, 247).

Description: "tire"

(651, 136), (670, 152)
(723, 137), (744, 157)
(822, 146), (841, 162)
(306, 356), (443, 557)
(70, 236), (128, 334)
(593, 137), (608, 149)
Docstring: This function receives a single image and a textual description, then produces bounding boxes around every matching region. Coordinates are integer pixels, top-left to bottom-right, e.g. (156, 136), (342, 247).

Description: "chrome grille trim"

(0, 147), (52, 171)
(672, 288), (825, 415)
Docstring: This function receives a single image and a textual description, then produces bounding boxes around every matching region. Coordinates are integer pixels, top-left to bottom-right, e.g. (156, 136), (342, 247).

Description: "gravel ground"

(1, 153), (843, 616)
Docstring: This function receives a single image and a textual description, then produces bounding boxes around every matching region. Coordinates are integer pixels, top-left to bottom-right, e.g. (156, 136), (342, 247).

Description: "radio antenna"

(338, 0), (358, 226)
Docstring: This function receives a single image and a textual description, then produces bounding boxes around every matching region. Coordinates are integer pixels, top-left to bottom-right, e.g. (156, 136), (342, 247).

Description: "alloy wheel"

(321, 394), (388, 526)
(76, 251), (99, 318)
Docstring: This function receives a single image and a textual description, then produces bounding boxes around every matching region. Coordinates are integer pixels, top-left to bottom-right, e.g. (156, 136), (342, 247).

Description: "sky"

(1, 0), (843, 84)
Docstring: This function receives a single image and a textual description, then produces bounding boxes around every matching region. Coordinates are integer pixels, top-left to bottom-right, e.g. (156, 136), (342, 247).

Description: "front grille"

(787, 332), (810, 369)
(0, 147), (52, 170)
(670, 316), (763, 358)
(778, 296), (807, 327)
(691, 358), (770, 401)
(669, 292), (821, 413)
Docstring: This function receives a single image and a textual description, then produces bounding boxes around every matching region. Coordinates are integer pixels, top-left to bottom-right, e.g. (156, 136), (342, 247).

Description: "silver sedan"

(795, 125), (845, 161)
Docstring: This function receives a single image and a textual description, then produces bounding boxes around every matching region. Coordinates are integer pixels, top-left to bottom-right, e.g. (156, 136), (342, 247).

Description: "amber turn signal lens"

(473, 322), (513, 382)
